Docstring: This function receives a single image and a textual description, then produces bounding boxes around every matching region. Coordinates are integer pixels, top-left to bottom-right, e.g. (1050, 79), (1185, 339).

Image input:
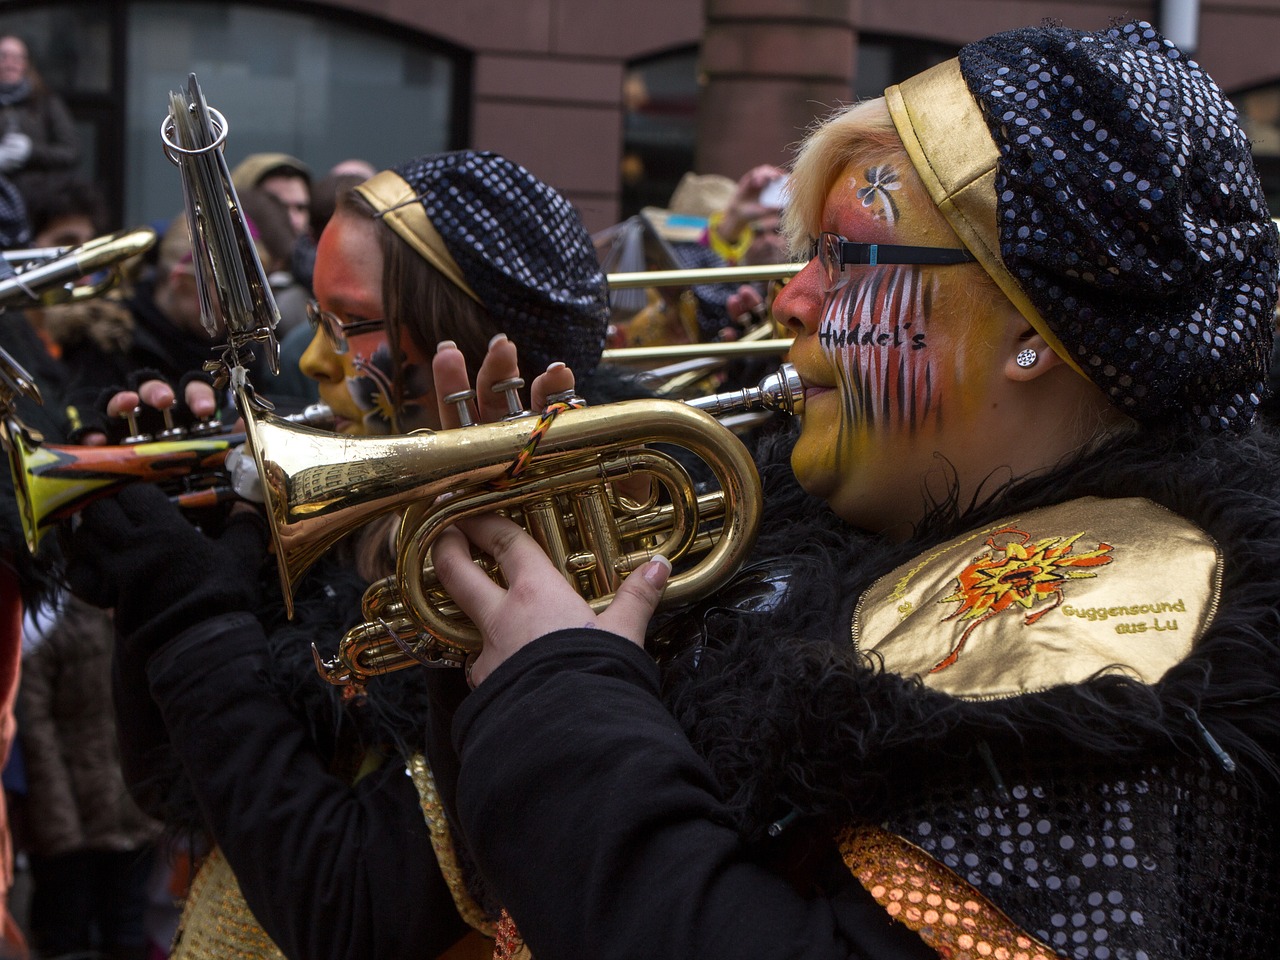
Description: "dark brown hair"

(338, 187), (503, 422)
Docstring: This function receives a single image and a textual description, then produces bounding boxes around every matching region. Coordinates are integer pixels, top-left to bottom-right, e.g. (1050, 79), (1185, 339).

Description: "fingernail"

(546, 361), (566, 372)
(437, 339), (457, 353)
(489, 333), (508, 348)
(643, 554), (672, 586)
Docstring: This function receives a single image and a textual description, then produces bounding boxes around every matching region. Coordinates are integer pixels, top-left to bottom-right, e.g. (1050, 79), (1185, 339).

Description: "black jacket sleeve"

(452, 629), (934, 960)
(142, 611), (469, 960)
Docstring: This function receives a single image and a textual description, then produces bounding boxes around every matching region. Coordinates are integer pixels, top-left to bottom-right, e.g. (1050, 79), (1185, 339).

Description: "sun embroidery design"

(932, 526), (1115, 674)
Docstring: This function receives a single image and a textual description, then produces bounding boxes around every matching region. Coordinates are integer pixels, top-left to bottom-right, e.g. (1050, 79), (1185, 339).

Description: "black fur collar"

(258, 556), (436, 759)
(664, 424), (1280, 839)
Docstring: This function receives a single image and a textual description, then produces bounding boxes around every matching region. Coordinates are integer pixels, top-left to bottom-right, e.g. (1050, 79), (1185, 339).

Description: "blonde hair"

(782, 99), (910, 255)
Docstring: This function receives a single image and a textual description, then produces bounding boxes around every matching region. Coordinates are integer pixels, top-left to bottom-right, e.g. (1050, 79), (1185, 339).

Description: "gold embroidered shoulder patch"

(853, 497), (1221, 699)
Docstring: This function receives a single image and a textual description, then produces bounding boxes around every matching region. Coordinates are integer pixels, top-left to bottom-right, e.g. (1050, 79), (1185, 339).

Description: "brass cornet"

(281, 366), (802, 688)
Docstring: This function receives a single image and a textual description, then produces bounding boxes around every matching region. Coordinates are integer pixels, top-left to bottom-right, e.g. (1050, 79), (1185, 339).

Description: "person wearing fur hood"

(431, 21), (1280, 959)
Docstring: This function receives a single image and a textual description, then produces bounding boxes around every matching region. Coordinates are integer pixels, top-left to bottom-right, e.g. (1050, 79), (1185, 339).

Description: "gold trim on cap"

(355, 170), (482, 305)
(885, 59), (1086, 378)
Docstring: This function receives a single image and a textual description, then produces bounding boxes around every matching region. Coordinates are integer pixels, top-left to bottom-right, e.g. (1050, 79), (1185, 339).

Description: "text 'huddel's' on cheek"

(818, 265), (938, 437)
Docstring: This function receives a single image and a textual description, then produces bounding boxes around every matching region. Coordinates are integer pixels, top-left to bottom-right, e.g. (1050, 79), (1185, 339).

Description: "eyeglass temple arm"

(839, 240), (977, 266)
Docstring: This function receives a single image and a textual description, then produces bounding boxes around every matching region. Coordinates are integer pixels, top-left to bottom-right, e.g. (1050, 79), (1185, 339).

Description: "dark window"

(620, 45), (698, 220)
(0, 0), (466, 231)
(854, 33), (958, 101)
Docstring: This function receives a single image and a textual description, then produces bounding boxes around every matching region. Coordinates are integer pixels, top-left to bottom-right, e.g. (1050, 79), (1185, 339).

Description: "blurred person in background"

(0, 36), (78, 208)
(16, 595), (162, 960)
(230, 153), (311, 241)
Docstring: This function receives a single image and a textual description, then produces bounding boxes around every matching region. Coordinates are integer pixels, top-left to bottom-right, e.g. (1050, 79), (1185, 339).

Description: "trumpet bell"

(9, 432), (247, 554)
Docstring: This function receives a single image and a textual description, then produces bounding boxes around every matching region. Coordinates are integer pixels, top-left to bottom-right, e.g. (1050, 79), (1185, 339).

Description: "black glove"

(64, 483), (268, 659)
(72, 369), (222, 445)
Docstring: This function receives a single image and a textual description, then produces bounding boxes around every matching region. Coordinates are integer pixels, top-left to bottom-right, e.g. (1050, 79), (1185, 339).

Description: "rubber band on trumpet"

(488, 397), (585, 488)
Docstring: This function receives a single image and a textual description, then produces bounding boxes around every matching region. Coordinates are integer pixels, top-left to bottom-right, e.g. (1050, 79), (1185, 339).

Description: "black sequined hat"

(887, 21), (1278, 433)
(355, 150), (608, 377)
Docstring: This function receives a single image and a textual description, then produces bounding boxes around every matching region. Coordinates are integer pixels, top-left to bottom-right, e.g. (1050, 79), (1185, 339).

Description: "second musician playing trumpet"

(61, 149), (634, 960)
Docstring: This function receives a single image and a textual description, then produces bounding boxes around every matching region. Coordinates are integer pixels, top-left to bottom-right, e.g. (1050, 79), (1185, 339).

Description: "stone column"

(695, 0), (853, 177)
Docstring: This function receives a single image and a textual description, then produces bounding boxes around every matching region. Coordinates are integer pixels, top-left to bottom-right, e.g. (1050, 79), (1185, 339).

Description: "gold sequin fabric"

(406, 753), (496, 937)
(169, 847), (286, 960)
(838, 824), (1059, 959)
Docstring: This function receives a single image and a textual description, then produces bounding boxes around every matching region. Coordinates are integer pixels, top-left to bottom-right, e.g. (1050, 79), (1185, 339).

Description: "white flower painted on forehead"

(856, 166), (902, 223)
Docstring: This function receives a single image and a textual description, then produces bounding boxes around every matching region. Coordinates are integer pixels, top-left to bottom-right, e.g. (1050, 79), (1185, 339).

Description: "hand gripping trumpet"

(292, 366), (803, 689)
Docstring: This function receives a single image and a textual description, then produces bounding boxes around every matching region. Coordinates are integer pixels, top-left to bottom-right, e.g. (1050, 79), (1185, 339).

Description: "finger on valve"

(530, 361), (574, 410)
(432, 340), (475, 429)
(105, 389), (143, 420)
(475, 334), (522, 423)
(183, 379), (218, 421)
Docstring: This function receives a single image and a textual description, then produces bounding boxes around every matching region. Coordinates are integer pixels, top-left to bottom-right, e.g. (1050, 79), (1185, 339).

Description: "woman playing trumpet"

(430, 22), (1280, 959)
(63, 150), (611, 959)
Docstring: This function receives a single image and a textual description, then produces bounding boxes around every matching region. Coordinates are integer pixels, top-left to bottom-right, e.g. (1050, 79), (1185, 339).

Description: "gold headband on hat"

(354, 169), (482, 305)
(885, 59), (1086, 379)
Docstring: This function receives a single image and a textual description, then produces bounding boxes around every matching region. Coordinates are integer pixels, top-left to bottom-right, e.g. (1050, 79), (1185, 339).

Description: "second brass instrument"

(0, 227), (158, 309)
(7, 403), (332, 555)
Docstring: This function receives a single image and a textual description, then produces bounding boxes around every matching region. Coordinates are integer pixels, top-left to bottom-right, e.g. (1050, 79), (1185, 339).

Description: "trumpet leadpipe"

(602, 339), (793, 365)
(605, 262), (803, 289)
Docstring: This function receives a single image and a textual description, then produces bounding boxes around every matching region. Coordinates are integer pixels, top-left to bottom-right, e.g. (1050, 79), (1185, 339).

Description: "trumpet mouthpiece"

(684, 362), (804, 418)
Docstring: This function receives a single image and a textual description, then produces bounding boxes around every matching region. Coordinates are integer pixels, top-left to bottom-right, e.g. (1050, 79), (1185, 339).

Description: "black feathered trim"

(256, 557), (436, 759)
(665, 425), (1280, 840)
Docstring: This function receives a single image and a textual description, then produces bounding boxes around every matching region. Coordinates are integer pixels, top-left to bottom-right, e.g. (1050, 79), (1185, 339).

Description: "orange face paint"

(302, 212), (437, 435)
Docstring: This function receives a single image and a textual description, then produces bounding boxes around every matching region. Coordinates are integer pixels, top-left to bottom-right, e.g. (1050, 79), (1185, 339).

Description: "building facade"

(1, 0), (1278, 231)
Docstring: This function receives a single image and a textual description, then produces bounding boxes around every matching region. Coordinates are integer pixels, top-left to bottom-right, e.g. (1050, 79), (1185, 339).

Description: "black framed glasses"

(812, 231), (977, 293)
(306, 300), (386, 355)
